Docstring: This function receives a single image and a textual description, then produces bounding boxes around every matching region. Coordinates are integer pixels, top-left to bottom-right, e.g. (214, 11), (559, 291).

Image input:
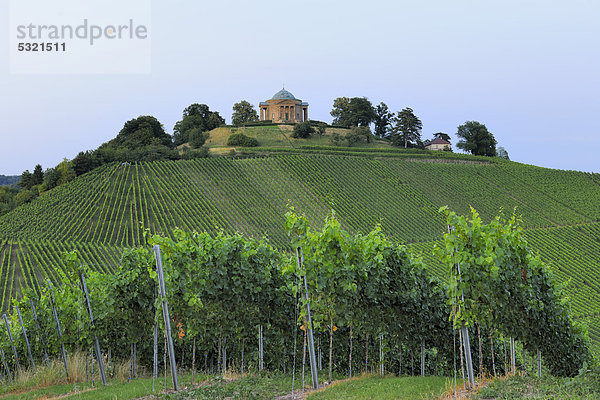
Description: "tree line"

(329, 96), (507, 158)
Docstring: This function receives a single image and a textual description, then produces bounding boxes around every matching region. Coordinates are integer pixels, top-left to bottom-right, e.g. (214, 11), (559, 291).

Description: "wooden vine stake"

(510, 337), (516, 374)
(319, 338), (323, 371)
(153, 322), (158, 384)
(379, 334), (384, 376)
(477, 323), (482, 377)
(153, 245), (179, 391)
(192, 337), (197, 383)
(420, 340), (425, 376)
(398, 336), (402, 376)
(364, 332), (369, 373)
(489, 328), (496, 376)
(348, 325), (352, 378)
(78, 271), (107, 385)
(296, 241), (319, 389)
(258, 325), (264, 371)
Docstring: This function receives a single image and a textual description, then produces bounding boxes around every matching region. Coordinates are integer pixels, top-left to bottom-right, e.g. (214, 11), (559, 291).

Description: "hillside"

(1, 149), (600, 345)
(0, 175), (19, 187)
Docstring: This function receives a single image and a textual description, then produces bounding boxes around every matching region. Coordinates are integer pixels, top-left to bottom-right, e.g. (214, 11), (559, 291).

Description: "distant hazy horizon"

(1, 0), (598, 175)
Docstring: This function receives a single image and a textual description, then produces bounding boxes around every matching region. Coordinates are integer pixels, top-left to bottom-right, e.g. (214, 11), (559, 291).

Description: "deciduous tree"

(331, 97), (375, 127)
(456, 121), (497, 156)
(497, 146), (509, 160)
(292, 121), (315, 138)
(173, 104), (224, 146)
(114, 116), (173, 149)
(374, 102), (392, 138)
(231, 100), (259, 127)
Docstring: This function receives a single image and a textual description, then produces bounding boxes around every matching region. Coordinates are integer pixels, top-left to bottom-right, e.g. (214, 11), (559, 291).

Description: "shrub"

(227, 133), (259, 147)
(189, 128), (208, 148)
(181, 146), (211, 159)
(330, 132), (343, 146)
(291, 121), (315, 138)
(346, 126), (372, 146)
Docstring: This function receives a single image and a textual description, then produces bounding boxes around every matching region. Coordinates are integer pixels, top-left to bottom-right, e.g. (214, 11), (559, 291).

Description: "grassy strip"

(0, 373), (210, 400)
(474, 373), (600, 399)
(163, 373), (295, 400)
(308, 375), (450, 400)
(0, 373), (455, 400)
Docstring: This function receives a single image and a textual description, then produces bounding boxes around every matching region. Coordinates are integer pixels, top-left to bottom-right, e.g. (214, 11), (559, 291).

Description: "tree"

(32, 164), (44, 185)
(112, 116), (173, 150)
(497, 146), (509, 160)
(227, 133), (259, 147)
(291, 121), (315, 138)
(346, 126), (372, 146)
(433, 132), (451, 143)
(73, 151), (101, 176)
(390, 107), (423, 148)
(456, 121), (497, 156)
(330, 97), (375, 127)
(56, 158), (76, 185)
(42, 167), (60, 190)
(19, 170), (33, 190)
(373, 102), (392, 138)
(189, 128), (207, 148)
(173, 104), (224, 146)
(231, 101), (259, 127)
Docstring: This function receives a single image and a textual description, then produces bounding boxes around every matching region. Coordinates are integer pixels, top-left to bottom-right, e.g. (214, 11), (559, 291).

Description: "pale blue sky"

(1, 0), (599, 174)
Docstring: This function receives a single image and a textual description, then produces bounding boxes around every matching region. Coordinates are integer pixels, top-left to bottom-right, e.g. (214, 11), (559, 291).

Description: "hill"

(0, 175), (20, 187)
(1, 147), (600, 345)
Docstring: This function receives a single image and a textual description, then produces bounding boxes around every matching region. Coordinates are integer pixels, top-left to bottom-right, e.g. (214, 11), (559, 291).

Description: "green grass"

(0, 377), (155, 400)
(0, 372), (209, 400)
(474, 373), (600, 399)
(0, 373), (453, 400)
(308, 375), (450, 400)
(235, 125), (294, 148)
(163, 373), (295, 400)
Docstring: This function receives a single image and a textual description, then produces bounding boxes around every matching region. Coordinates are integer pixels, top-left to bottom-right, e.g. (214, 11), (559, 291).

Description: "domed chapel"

(259, 87), (309, 123)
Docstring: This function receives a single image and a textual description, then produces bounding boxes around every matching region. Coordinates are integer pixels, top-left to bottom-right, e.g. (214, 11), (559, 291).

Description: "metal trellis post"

(78, 271), (107, 385)
(2, 314), (21, 373)
(153, 245), (179, 391)
(30, 299), (50, 366)
(296, 242), (319, 389)
(48, 281), (69, 377)
(15, 306), (35, 371)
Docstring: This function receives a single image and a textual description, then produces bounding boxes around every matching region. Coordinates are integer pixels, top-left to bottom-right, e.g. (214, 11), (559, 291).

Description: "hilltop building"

(259, 87), (309, 123)
(426, 138), (451, 151)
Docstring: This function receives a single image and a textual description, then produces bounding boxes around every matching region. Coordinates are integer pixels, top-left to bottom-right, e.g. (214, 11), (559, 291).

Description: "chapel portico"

(259, 87), (308, 123)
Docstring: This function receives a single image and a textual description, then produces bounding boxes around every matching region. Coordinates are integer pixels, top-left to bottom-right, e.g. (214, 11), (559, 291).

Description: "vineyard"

(0, 151), (599, 350)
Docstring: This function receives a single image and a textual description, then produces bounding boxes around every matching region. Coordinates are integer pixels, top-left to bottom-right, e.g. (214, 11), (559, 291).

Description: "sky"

(0, 0), (599, 175)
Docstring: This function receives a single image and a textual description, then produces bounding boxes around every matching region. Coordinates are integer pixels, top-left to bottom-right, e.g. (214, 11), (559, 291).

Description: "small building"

(426, 138), (451, 151)
(259, 87), (309, 123)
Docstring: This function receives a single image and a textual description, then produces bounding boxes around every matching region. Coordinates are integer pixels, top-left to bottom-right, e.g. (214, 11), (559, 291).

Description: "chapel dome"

(271, 88), (296, 100)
